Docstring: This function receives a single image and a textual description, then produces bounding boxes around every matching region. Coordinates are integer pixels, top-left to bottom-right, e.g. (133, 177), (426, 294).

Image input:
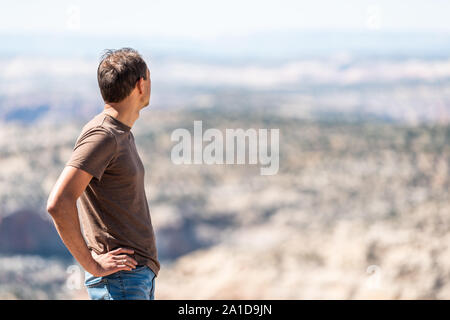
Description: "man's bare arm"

(46, 166), (138, 277)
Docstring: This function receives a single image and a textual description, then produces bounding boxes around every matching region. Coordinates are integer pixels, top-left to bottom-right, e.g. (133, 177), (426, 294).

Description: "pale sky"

(1, 0), (450, 38)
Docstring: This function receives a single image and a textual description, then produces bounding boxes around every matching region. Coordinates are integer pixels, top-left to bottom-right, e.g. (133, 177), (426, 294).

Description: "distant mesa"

(0, 209), (70, 257)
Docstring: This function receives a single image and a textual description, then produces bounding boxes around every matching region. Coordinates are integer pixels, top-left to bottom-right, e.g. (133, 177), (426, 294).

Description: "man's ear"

(137, 78), (145, 94)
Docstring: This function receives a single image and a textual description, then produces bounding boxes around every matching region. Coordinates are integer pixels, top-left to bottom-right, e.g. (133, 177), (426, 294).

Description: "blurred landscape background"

(0, 0), (450, 299)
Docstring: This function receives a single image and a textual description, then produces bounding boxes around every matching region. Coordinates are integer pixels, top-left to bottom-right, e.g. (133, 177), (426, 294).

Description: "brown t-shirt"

(66, 112), (160, 277)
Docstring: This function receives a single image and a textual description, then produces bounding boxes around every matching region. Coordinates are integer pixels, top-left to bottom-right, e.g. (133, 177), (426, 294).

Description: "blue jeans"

(84, 265), (156, 300)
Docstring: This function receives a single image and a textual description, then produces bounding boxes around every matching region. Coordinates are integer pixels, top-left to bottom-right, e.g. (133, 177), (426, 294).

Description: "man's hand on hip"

(91, 248), (138, 277)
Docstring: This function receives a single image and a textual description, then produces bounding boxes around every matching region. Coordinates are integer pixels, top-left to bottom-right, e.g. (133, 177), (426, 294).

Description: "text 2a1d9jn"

(222, 304), (272, 317)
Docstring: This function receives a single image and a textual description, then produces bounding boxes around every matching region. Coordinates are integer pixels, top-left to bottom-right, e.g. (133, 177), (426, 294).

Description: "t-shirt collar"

(103, 113), (132, 132)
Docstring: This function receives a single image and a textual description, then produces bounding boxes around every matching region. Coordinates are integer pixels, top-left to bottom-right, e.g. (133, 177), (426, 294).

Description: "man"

(47, 48), (159, 300)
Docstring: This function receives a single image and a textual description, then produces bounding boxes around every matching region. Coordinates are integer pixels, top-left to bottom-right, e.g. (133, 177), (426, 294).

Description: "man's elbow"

(46, 197), (61, 218)
(46, 196), (73, 219)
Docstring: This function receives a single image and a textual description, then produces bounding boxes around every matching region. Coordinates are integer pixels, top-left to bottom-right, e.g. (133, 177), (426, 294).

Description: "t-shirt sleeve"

(66, 127), (117, 181)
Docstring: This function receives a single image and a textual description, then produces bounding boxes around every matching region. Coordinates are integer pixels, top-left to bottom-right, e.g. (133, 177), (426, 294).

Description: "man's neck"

(103, 103), (140, 128)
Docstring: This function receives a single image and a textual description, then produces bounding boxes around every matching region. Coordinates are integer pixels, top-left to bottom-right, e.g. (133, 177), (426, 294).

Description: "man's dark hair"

(97, 48), (148, 103)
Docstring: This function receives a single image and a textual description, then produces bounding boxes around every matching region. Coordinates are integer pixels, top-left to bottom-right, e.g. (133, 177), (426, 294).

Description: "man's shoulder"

(81, 112), (131, 137)
(67, 113), (118, 180)
(79, 113), (114, 135)
(74, 113), (116, 145)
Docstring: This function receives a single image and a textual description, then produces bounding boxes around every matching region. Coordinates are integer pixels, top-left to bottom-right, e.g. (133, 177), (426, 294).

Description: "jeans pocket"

(85, 272), (111, 300)
(84, 272), (106, 288)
